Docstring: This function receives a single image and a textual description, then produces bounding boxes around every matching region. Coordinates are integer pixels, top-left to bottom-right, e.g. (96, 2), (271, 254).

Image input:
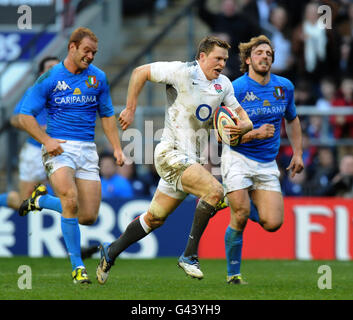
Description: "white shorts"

(42, 140), (100, 181)
(221, 147), (281, 194)
(156, 178), (188, 200)
(154, 142), (195, 196)
(19, 142), (47, 182)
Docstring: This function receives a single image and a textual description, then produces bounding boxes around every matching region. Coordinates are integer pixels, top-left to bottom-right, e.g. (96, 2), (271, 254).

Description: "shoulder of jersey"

(271, 73), (294, 90)
(232, 74), (248, 92)
(36, 63), (62, 84)
(87, 64), (106, 79)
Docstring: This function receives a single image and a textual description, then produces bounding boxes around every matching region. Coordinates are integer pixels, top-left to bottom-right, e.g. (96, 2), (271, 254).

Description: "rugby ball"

(213, 106), (240, 146)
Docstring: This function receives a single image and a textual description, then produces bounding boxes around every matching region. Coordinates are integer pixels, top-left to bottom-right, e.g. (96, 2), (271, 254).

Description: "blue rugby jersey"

(13, 86), (47, 147)
(231, 73), (297, 162)
(20, 62), (114, 142)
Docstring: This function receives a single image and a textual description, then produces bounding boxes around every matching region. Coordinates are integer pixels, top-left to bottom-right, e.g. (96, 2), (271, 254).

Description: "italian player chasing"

(221, 35), (304, 284)
(19, 27), (125, 284)
(96, 36), (252, 284)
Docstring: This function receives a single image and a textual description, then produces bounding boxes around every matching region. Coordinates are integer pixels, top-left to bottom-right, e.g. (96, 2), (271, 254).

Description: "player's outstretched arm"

(239, 124), (275, 144)
(285, 116), (304, 177)
(19, 114), (65, 156)
(101, 115), (125, 166)
(10, 114), (22, 129)
(119, 64), (151, 130)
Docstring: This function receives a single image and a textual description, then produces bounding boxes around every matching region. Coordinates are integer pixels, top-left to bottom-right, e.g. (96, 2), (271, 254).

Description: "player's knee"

(232, 211), (249, 230)
(203, 182), (224, 207)
(79, 214), (97, 225)
(230, 203), (250, 230)
(145, 211), (166, 230)
(7, 191), (21, 209)
(60, 191), (78, 214)
(261, 219), (283, 232)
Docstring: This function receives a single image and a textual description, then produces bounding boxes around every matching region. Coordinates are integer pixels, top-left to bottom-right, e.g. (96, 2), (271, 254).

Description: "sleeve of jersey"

(20, 78), (49, 117)
(13, 90), (28, 115)
(222, 78), (241, 112)
(284, 81), (297, 121)
(97, 74), (115, 118)
(150, 61), (184, 85)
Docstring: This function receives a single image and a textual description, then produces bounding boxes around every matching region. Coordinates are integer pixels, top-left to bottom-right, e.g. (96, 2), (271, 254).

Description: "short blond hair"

(195, 36), (231, 60)
(238, 35), (274, 73)
(68, 27), (98, 50)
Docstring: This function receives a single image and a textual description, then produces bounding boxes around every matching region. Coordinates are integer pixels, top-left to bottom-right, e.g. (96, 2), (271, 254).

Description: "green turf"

(0, 257), (352, 300)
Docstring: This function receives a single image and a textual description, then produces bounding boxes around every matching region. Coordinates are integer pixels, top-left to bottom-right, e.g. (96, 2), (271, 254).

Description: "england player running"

(19, 27), (125, 284)
(222, 35), (303, 284)
(96, 36), (253, 284)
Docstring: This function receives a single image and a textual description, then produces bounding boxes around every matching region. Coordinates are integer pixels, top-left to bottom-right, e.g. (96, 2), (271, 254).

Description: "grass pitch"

(0, 257), (352, 300)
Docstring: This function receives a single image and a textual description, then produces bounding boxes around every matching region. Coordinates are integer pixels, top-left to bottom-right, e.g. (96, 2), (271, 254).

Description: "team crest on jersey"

(85, 75), (99, 88)
(241, 91), (260, 102)
(214, 84), (223, 93)
(273, 86), (285, 100)
(53, 80), (71, 91)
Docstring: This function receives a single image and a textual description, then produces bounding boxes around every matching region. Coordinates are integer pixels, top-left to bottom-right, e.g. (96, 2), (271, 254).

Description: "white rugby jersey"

(150, 60), (240, 162)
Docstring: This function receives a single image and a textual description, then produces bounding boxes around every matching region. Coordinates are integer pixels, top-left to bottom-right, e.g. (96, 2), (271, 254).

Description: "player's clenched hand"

(234, 119), (253, 136)
(119, 108), (134, 130)
(286, 154), (304, 178)
(114, 148), (125, 167)
(256, 124), (275, 139)
(224, 118), (253, 140)
(44, 138), (66, 157)
(223, 117), (241, 137)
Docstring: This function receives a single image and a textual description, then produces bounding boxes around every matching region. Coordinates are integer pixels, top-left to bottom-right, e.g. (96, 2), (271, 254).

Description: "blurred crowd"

(198, 0), (353, 198)
(66, 0), (353, 199)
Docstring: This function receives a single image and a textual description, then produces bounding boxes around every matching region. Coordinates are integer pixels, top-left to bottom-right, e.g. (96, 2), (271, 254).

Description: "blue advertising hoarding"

(0, 31), (56, 61)
(0, 196), (197, 258)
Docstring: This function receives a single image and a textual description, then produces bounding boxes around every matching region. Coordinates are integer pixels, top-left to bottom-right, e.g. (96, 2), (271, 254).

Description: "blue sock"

(0, 193), (9, 207)
(225, 226), (243, 276)
(249, 200), (259, 223)
(61, 217), (84, 271)
(38, 194), (62, 213)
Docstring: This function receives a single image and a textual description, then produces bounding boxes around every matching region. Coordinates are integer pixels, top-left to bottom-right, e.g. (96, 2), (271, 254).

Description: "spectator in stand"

(116, 163), (150, 197)
(295, 79), (317, 106)
(278, 133), (316, 176)
(346, 3), (353, 76)
(292, 1), (340, 82)
(306, 147), (338, 196)
(327, 154), (353, 197)
(242, 0), (277, 32)
(330, 76), (353, 139)
(336, 1), (353, 76)
(293, 79), (317, 134)
(266, 6), (294, 78)
(197, 0), (260, 80)
(281, 169), (308, 196)
(100, 152), (134, 200)
(316, 77), (337, 111)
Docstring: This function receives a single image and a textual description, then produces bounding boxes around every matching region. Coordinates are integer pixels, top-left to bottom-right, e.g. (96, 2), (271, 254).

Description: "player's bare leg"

(251, 189), (284, 232)
(178, 163), (224, 279)
(49, 167), (91, 284)
(6, 191), (21, 210)
(19, 180), (41, 200)
(75, 177), (101, 225)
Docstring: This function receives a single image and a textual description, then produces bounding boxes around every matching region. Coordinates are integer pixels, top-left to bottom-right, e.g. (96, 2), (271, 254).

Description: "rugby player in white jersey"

(96, 36), (253, 284)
